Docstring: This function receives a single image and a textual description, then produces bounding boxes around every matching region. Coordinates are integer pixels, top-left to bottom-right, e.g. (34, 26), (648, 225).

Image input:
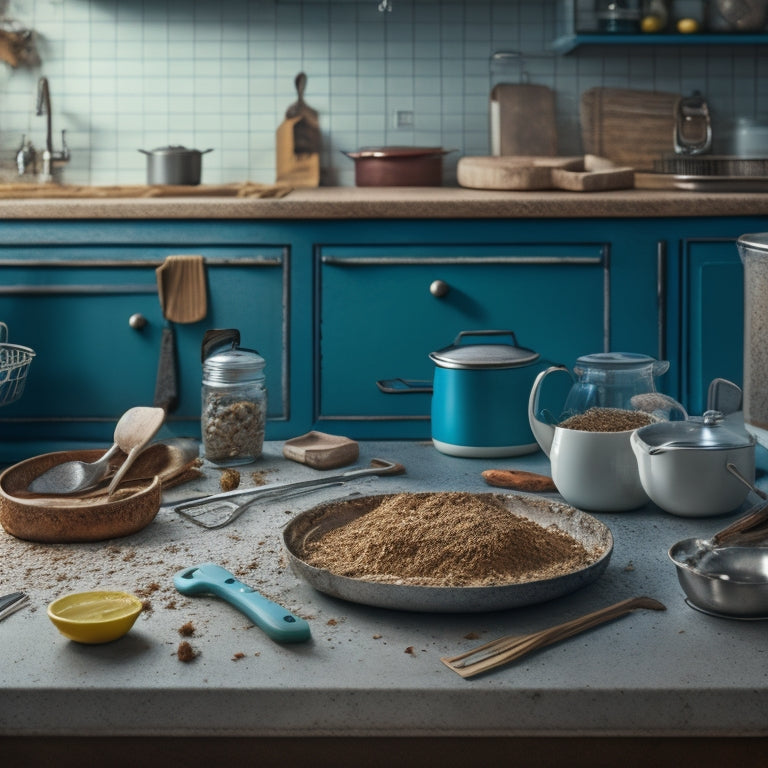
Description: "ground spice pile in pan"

(301, 492), (595, 587)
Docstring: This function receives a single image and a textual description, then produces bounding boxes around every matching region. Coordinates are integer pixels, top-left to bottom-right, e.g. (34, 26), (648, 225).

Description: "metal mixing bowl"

(669, 538), (768, 617)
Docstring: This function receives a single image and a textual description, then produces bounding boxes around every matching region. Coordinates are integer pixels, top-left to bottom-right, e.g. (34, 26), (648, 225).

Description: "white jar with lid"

(201, 340), (267, 466)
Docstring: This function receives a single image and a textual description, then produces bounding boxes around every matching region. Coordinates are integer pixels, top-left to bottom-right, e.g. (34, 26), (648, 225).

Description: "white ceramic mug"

(548, 426), (649, 511)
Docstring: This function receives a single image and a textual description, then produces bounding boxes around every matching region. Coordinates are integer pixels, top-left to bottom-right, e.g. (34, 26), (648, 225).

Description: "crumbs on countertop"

(177, 641), (198, 662)
(219, 469), (241, 492)
(178, 621), (195, 637)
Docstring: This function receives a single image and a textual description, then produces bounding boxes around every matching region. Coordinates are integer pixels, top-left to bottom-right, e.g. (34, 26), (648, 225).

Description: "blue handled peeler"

(173, 563), (311, 644)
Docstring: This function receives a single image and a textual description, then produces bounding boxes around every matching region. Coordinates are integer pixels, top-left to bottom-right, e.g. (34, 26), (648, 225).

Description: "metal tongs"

(0, 591), (29, 622)
(172, 458), (406, 529)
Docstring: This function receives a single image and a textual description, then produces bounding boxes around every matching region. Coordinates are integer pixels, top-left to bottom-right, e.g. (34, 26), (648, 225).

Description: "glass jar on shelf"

(596, 0), (642, 32)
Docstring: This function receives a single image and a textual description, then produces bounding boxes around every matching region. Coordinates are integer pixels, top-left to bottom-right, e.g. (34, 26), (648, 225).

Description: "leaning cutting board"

(580, 87), (680, 171)
(490, 83), (558, 157)
(276, 72), (320, 187)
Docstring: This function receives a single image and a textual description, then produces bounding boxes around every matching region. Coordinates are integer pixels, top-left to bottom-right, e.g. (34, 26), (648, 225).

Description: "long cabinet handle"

(321, 255), (603, 266)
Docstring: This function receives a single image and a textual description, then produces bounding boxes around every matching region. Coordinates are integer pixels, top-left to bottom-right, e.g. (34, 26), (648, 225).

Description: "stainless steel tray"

(672, 174), (768, 192)
(283, 493), (613, 613)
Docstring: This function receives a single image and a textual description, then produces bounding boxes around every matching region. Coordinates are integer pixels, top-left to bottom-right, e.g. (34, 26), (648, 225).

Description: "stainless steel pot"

(139, 145), (213, 186)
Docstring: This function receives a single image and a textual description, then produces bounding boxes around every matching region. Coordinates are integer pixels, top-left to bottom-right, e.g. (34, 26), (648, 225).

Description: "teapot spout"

(528, 365), (569, 457)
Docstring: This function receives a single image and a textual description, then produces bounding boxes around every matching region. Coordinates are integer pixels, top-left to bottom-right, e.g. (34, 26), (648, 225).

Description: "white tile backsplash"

(0, 0), (765, 186)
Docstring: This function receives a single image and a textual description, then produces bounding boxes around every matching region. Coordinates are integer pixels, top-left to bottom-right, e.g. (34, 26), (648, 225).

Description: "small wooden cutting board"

(458, 156), (577, 190)
(458, 154), (634, 192)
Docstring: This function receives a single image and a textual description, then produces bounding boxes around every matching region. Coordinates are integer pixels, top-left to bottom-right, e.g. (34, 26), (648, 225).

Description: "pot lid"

(344, 146), (452, 159)
(429, 330), (540, 370)
(636, 410), (756, 452)
(142, 145), (212, 156)
(150, 145), (193, 154)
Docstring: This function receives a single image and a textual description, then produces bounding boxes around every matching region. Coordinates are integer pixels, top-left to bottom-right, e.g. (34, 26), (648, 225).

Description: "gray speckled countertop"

(1, 439), (767, 740)
(0, 186), (767, 219)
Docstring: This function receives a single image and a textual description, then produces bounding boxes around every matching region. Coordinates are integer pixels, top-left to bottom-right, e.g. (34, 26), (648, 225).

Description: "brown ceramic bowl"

(0, 448), (169, 543)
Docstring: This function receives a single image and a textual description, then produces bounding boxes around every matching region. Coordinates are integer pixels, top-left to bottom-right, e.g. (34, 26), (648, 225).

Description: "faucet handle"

(53, 129), (70, 163)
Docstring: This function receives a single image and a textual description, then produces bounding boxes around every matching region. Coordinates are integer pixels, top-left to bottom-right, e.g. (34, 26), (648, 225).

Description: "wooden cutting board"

(458, 156), (575, 190)
(580, 87), (680, 171)
(551, 155), (635, 191)
(457, 155), (634, 192)
(490, 83), (558, 156)
(276, 72), (320, 187)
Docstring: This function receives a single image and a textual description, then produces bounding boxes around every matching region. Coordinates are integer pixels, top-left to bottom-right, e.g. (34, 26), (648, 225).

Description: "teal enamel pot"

(428, 330), (548, 458)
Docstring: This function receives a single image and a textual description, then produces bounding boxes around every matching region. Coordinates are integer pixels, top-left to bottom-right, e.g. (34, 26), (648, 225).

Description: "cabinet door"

(317, 242), (608, 437)
(0, 246), (286, 450)
(682, 238), (743, 415)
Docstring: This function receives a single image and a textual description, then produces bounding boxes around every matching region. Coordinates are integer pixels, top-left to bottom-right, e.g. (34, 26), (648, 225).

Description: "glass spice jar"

(201, 341), (267, 466)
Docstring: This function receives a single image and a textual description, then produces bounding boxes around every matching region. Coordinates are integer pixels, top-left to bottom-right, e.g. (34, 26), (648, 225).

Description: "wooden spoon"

(27, 407), (165, 496)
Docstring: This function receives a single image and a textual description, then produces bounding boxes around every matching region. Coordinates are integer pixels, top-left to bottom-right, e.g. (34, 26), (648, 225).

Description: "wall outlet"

(393, 109), (414, 129)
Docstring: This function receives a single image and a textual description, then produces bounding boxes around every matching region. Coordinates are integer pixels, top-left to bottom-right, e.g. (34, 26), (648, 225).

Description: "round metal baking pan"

(283, 493), (613, 613)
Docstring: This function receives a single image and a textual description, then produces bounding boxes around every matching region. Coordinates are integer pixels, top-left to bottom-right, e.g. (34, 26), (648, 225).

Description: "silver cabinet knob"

(430, 279), (450, 298)
(129, 313), (148, 330)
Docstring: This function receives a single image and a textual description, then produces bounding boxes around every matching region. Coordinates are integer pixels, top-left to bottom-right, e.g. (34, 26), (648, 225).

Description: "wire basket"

(0, 322), (35, 407)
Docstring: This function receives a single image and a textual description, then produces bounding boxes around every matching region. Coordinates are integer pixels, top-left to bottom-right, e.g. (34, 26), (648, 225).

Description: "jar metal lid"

(203, 347), (265, 384)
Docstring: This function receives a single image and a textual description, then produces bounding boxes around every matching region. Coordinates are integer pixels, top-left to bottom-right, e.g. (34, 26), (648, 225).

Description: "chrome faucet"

(35, 76), (69, 182)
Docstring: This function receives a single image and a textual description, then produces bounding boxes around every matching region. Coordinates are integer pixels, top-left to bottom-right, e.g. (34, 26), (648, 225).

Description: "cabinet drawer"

(0, 246), (287, 444)
(317, 242), (608, 432)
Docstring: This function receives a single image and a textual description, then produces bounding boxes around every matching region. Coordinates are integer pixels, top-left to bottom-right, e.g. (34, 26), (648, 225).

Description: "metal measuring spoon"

(27, 406), (165, 495)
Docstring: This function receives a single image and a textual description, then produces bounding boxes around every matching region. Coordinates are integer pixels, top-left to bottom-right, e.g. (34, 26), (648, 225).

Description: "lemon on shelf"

(641, 15), (664, 32)
(677, 17), (700, 33)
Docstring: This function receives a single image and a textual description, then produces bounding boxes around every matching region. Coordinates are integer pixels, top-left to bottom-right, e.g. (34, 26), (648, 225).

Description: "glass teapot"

(561, 352), (687, 421)
(528, 352), (688, 451)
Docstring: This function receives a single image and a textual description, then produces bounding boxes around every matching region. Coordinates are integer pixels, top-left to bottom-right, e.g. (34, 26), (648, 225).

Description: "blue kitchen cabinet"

(317, 240), (609, 437)
(0, 213), (762, 459)
(679, 237), (745, 416)
(314, 216), (668, 439)
(0, 221), (288, 460)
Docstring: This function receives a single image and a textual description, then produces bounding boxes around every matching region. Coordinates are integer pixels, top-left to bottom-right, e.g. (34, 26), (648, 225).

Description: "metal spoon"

(726, 462), (768, 500)
(27, 406), (165, 496)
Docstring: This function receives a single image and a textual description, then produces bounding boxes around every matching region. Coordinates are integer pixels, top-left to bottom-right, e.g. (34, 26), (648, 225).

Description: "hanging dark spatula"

(154, 255), (208, 412)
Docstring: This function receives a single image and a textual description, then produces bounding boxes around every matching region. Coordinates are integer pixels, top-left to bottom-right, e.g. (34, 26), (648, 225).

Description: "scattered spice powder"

(178, 621), (195, 637)
(177, 641), (198, 662)
(559, 407), (653, 432)
(301, 492), (596, 587)
(219, 469), (241, 492)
